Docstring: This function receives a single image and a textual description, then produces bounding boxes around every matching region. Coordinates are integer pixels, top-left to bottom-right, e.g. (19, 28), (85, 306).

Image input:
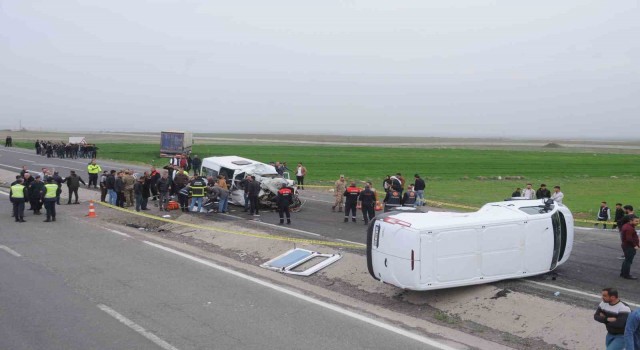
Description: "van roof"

(201, 156), (278, 175)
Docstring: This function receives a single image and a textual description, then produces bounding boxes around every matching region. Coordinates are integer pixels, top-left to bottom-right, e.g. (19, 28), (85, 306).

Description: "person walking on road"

(64, 170), (86, 204)
(343, 182), (361, 223)
(10, 178), (28, 222)
(332, 175), (346, 212)
(621, 216), (640, 279)
(413, 174), (426, 206)
(597, 201), (612, 229)
(87, 159), (101, 189)
(594, 287), (630, 350)
(295, 163), (307, 190)
(358, 183), (376, 225)
(43, 177), (58, 222)
(274, 183), (294, 224)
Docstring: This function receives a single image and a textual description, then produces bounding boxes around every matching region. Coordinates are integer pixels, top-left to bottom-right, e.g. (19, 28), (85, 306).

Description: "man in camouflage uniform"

(332, 175), (346, 212)
(123, 170), (136, 207)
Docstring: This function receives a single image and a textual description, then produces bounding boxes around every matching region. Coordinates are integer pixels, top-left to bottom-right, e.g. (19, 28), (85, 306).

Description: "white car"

(367, 199), (573, 291)
(200, 156), (302, 211)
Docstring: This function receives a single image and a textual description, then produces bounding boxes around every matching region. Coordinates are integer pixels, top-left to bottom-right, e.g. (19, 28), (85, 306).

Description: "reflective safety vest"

(277, 187), (293, 206)
(87, 164), (102, 174)
(10, 184), (25, 199)
(345, 186), (361, 202)
(44, 183), (58, 199)
(385, 191), (401, 206)
(190, 179), (207, 197)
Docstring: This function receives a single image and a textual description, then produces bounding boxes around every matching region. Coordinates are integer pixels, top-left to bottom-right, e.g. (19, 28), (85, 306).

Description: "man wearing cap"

(332, 175), (347, 212)
(64, 170), (86, 204)
(10, 178), (28, 222)
(43, 177), (58, 222)
(29, 175), (45, 215)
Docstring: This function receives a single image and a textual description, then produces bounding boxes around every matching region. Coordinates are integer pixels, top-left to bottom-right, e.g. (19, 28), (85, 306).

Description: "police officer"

(343, 182), (361, 223)
(189, 176), (207, 213)
(402, 185), (417, 207)
(383, 189), (402, 212)
(275, 183), (294, 224)
(43, 177), (58, 222)
(87, 159), (102, 188)
(358, 183), (376, 225)
(10, 178), (28, 222)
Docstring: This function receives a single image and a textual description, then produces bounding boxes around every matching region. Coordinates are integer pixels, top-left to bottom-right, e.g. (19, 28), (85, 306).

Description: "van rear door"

(367, 217), (420, 288)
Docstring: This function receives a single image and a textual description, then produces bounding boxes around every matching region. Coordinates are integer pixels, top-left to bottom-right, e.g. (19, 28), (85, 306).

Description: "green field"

(15, 141), (639, 220)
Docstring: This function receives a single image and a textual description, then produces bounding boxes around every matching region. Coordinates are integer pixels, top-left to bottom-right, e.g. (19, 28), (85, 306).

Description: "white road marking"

(525, 280), (640, 308)
(143, 241), (458, 350)
(97, 304), (180, 350)
(0, 245), (22, 257)
(0, 190), (9, 196)
(337, 239), (366, 247)
(18, 159), (35, 163)
(107, 229), (131, 238)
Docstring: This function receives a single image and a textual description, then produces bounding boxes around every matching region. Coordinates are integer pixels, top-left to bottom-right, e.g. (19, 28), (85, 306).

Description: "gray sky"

(1, 1), (638, 139)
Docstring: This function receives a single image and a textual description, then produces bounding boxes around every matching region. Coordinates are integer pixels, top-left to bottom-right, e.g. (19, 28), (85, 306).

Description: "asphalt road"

(0, 196), (445, 350)
(2, 146), (640, 307)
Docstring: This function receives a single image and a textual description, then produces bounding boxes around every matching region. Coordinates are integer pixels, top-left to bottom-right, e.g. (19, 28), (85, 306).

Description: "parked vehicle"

(367, 199), (573, 290)
(200, 156), (303, 211)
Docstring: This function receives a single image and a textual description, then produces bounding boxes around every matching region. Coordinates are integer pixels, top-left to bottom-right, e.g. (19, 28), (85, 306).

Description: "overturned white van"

(200, 156), (302, 211)
(367, 199), (573, 291)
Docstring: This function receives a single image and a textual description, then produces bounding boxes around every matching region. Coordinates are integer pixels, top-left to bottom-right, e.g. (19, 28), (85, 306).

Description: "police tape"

(96, 202), (365, 249)
(573, 218), (618, 226)
(298, 185), (333, 189)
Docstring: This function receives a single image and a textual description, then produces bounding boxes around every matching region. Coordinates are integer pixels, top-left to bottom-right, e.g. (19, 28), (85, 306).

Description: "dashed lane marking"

(0, 245), (22, 257)
(96, 202), (364, 249)
(143, 241), (458, 350)
(97, 304), (180, 350)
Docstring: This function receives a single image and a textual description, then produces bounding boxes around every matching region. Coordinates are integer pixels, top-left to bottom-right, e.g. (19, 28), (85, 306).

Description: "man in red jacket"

(620, 216), (640, 279)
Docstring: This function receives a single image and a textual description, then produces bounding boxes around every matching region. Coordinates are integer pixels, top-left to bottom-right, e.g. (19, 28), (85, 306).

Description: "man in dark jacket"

(383, 189), (402, 213)
(51, 171), (64, 205)
(29, 175), (45, 215)
(621, 216), (640, 279)
(240, 175), (251, 212)
(191, 155), (202, 176)
(274, 183), (294, 224)
(613, 203), (625, 230)
(64, 170), (86, 204)
(358, 183), (376, 225)
(594, 288), (631, 349)
(155, 170), (171, 211)
(134, 177), (144, 212)
(141, 172), (151, 210)
(114, 171), (125, 208)
(536, 184), (551, 199)
(413, 174), (426, 206)
(402, 185), (417, 207)
(343, 182), (361, 223)
(247, 176), (261, 217)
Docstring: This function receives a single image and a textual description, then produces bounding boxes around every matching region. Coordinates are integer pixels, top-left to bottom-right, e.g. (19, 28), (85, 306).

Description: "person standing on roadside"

(536, 184), (551, 199)
(115, 171), (125, 208)
(597, 201), (612, 229)
(156, 170), (171, 211)
(99, 171), (108, 202)
(551, 186), (564, 204)
(29, 175), (45, 215)
(343, 182), (361, 223)
(50, 171), (63, 205)
(134, 177), (144, 212)
(621, 216), (640, 279)
(123, 171), (136, 207)
(189, 175), (207, 213)
(64, 170), (86, 204)
(332, 175), (346, 212)
(5, 135), (12, 147)
(42, 177), (58, 222)
(106, 170), (117, 205)
(521, 183), (535, 200)
(10, 178), (28, 222)
(295, 163), (307, 190)
(594, 287), (630, 349)
(149, 166), (160, 201)
(191, 155), (202, 176)
(248, 176), (261, 217)
(240, 174), (251, 212)
(358, 183), (376, 225)
(141, 172), (151, 210)
(383, 189), (402, 212)
(613, 203), (625, 230)
(274, 183), (294, 224)
(87, 159), (101, 189)
(402, 185), (417, 207)
(414, 174), (426, 206)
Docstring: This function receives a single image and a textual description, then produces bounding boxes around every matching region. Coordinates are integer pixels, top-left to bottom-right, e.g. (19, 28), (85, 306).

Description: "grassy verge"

(14, 141), (639, 220)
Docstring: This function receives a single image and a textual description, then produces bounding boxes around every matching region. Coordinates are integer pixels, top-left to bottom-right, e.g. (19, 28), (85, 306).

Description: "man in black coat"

(64, 170), (86, 204)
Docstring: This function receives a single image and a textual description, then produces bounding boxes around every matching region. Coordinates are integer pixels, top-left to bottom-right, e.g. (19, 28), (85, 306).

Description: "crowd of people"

(511, 183), (564, 204)
(34, 139), (98, 159)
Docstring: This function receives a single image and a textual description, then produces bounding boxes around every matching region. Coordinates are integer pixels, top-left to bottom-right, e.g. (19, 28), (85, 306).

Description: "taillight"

(383, 216), (412, 227)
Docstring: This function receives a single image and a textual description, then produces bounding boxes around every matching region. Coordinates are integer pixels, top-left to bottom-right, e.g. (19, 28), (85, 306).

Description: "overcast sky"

(1, 1), (638, 139)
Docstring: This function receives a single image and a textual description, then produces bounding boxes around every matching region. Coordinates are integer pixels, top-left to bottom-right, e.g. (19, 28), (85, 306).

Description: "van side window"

(203, 167), (218, 178)
(519, 206), (553, 215)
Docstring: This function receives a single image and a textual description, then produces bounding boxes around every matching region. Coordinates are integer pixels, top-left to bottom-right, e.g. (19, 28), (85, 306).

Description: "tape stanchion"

(96, 202), (364, 249)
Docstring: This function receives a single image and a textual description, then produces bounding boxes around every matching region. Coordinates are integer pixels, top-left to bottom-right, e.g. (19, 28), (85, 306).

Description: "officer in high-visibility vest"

(43, 177), (59, 222)
(189, 176), (207, 213)
(87, 159), (102, 189)
(274, 183), (294, 225)
(10, 178), (28, 222)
